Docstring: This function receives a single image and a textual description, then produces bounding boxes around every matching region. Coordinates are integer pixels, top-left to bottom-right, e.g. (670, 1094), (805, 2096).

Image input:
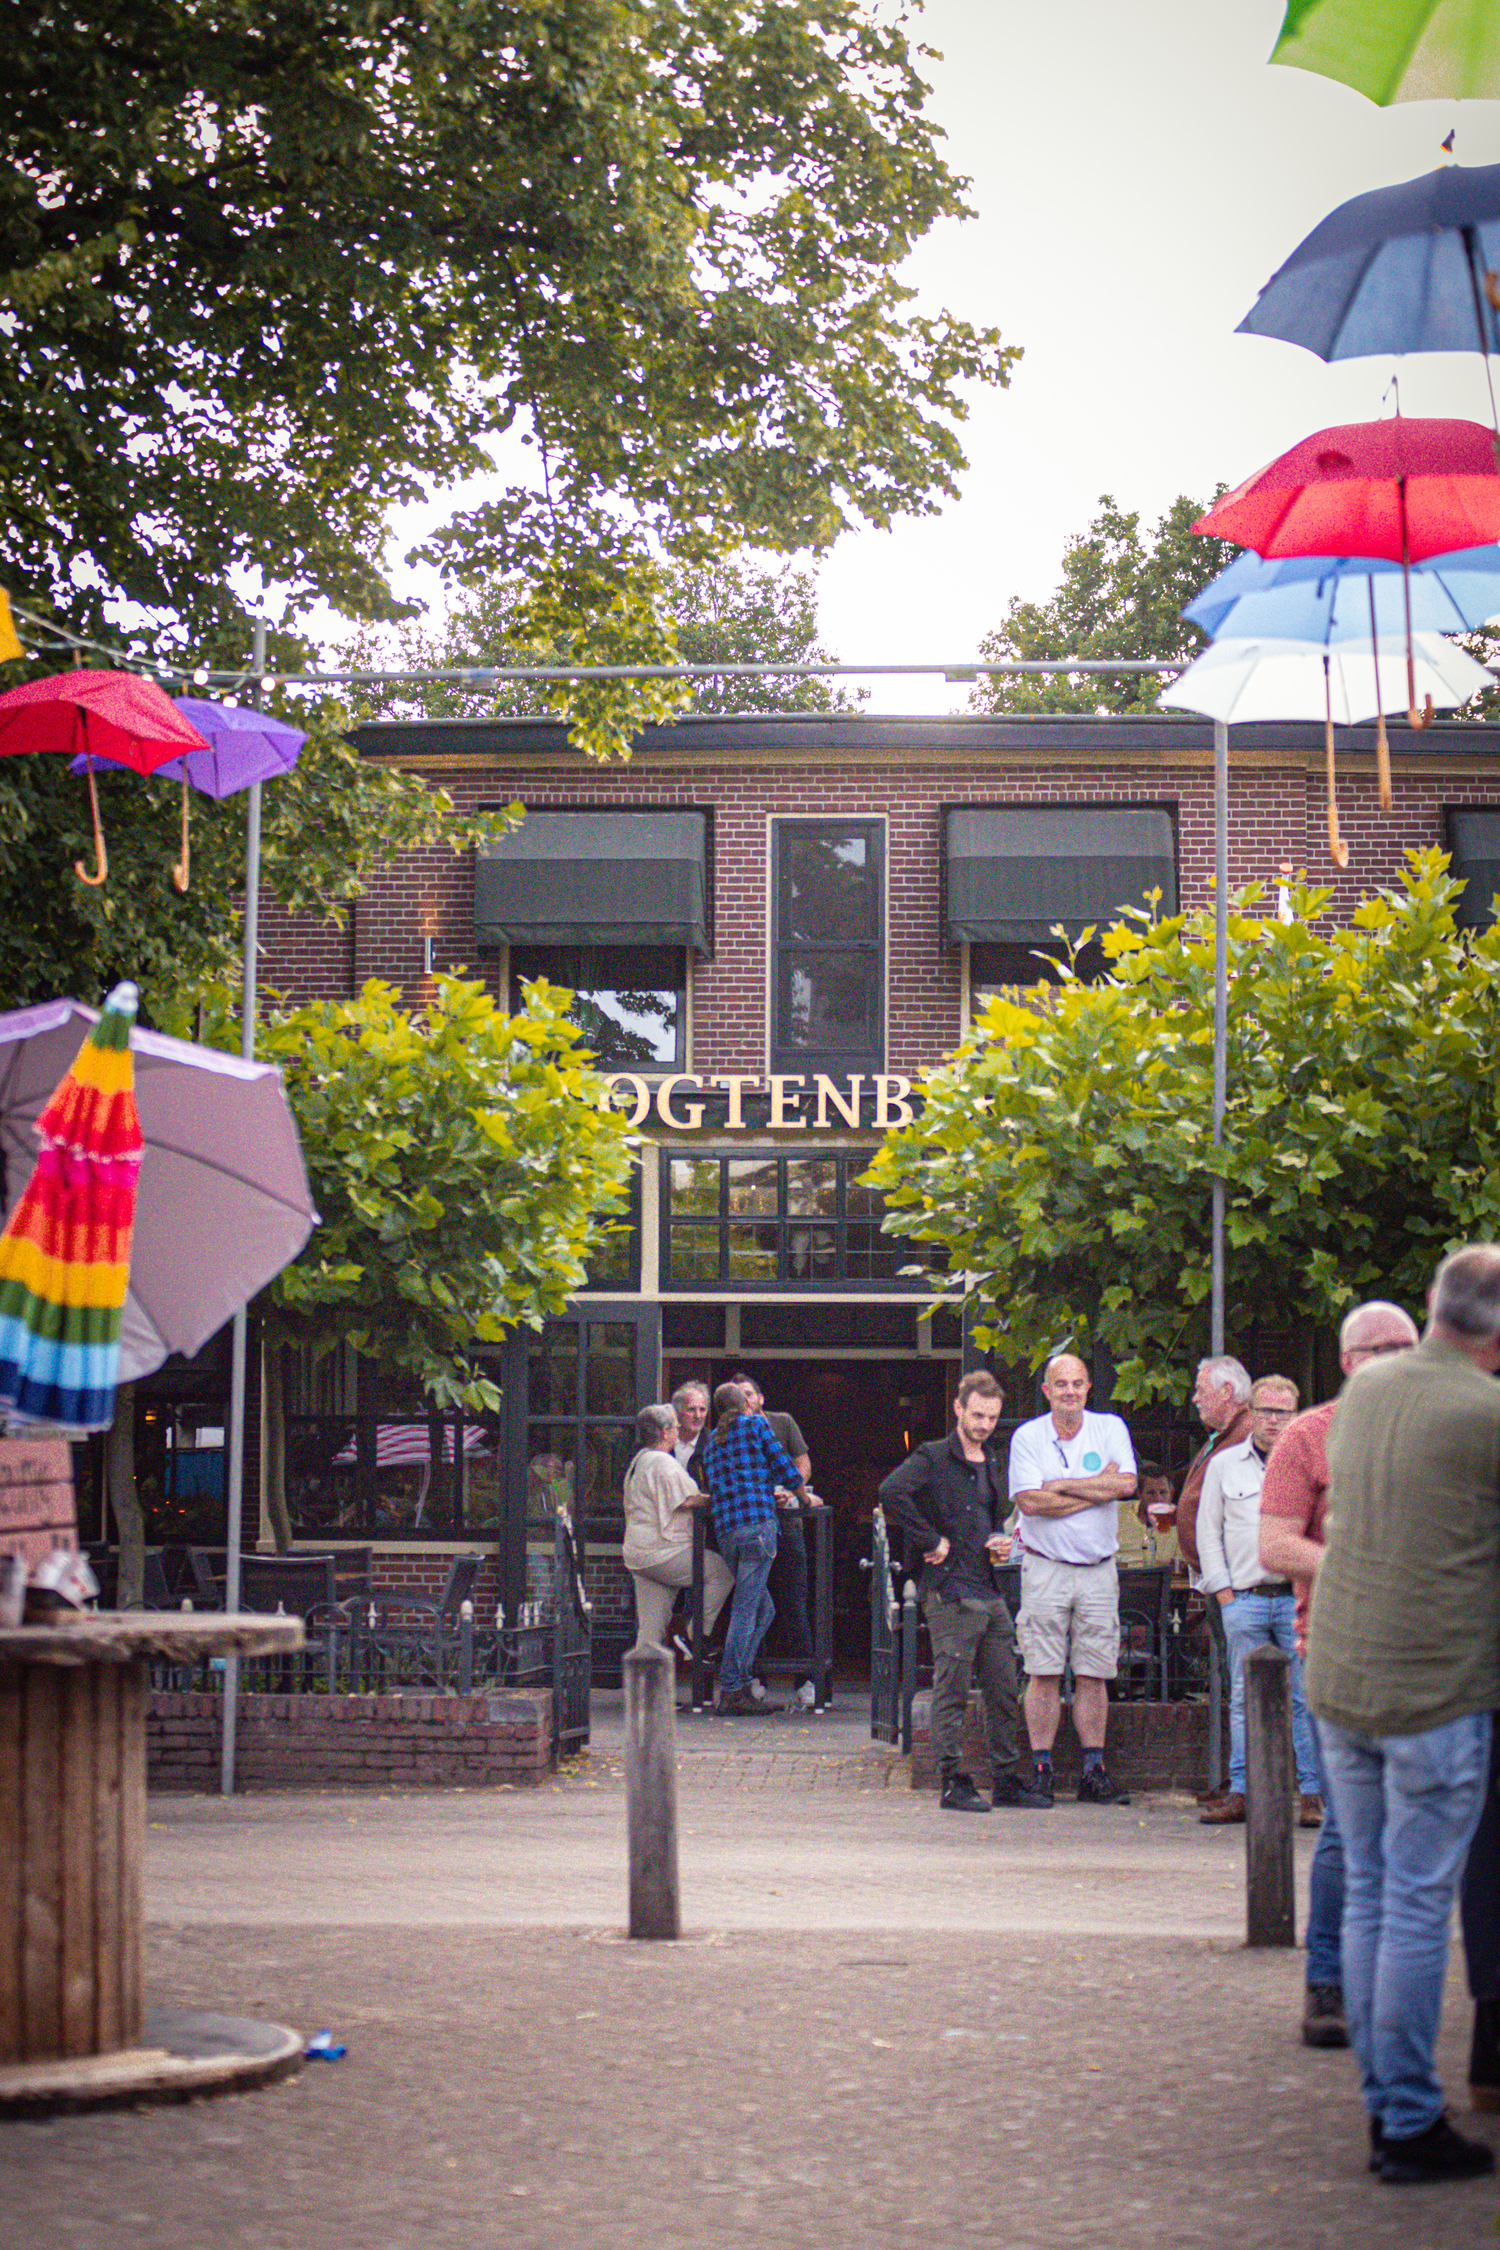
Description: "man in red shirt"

(1259, 1300), (1419, 2053)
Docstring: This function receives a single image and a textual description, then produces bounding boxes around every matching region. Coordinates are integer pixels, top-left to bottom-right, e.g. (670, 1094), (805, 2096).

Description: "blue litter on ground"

(305, 2030), (346, 2060)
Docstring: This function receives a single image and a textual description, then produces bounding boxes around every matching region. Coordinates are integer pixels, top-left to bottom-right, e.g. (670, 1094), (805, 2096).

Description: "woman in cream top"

(623, 1401), (733, 1648)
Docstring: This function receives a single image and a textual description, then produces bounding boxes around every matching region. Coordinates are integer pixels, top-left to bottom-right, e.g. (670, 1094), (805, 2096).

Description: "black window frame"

(508, 940), (688, 1072)
(659, 1150), (932, 1292)
(770, 816), (885, 1076)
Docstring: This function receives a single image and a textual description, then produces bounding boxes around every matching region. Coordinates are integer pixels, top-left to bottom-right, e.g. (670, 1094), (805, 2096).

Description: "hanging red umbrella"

(1194, 418), (1500, 728)
(0, 670), (209, 885)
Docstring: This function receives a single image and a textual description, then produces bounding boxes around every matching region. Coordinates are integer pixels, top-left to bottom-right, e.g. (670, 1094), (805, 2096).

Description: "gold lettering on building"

(873, 1075), (914, 1129)
(767, 1075), (808, 1129)
(711, 1075), (759, 1130)
(814, 1073), (864, 1129)
(604, 1073), (651, 1127)
(655, 1075), (706, 1130)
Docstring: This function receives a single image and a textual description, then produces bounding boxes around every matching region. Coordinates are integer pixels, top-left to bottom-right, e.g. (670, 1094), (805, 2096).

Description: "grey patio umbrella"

(0, 997), (316, 1383)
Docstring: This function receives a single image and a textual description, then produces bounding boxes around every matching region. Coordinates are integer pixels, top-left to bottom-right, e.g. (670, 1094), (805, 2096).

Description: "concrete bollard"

(1245, 1643), (1296, 1947)
(624, 1642), (681, 1940)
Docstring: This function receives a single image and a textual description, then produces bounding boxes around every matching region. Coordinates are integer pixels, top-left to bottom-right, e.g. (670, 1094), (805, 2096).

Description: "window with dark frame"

(662, 1152), (934, 1289)
(771, 819), (884, 1074)
(969, 937), (1107, 1011)
(508, 943), (686, 1069)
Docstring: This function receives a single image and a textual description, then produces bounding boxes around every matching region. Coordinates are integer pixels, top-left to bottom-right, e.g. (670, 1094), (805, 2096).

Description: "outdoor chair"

(184, 1546), (223, 1609)
(240, 1551), (337, 1619)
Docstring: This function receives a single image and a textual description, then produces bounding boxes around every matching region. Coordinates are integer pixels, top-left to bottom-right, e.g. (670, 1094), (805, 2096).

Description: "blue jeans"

(1303, 1722), (1346, 1990)
(718, 1519), (779, 1698)
(1222, 1590), (1318, 1794)
(1318, 1710), (1493, 2139)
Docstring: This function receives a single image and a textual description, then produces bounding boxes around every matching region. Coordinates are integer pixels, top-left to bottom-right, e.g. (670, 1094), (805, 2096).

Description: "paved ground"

(4, 1706), (1497, 2249)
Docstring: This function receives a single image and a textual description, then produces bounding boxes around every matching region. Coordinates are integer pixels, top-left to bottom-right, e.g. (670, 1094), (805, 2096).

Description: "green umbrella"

(1271, 0), (1500, 104)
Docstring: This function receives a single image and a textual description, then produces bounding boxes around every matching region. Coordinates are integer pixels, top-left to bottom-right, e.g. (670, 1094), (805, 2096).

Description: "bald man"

(1008, 1352), (1137, 1805)
(1259, 1301), (1419, 2055)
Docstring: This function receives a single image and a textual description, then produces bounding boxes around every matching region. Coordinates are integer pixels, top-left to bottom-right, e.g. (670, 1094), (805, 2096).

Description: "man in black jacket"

(879, 1370), (1048, 1812)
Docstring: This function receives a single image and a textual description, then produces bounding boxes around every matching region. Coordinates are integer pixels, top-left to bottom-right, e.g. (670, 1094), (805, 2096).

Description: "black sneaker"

(1030, 1765), (1055, 1806)
(939, 1770), (990, 1813)
(1368, 2119), (1383, 2175)
(993, 1768), (1052, 1809)
(1302, 1983), (1350, 2050)
(1077, 1764), (1130, 1805)
(1379, 2113), (1496, 2185)
(716, 1686), (784, 1716)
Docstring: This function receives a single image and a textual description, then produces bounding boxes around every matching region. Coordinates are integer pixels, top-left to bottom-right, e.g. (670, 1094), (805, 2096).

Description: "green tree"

(864, 852), (1500, 1403)
(344, 553), (866, 722)
(968, 494), (1235, 717)
(4, 2), (1018, 755)
(0, 701), (518, 1020)
(256, 974), (634, 1411)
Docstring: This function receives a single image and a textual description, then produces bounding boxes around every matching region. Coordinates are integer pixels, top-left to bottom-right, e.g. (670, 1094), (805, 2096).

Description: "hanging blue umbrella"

(1184, 546), (1500, 808)
(1184, 545), (1500, 639)
(71, 697), (304, 890)
(1236, 161), (1500, 420)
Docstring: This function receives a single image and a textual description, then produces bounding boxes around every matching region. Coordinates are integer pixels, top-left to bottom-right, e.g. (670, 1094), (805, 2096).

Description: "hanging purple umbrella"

(71, 698), (304, 889)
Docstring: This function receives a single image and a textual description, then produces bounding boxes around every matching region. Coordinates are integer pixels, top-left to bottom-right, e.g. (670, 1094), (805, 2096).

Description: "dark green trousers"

(925, 1594), (1020, 1775)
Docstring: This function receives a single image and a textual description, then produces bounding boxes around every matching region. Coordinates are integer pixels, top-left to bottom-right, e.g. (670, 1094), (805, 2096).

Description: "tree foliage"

(865, 853), (1500, 1402)
(344, 552), (865, 724)
(0, 701), (517, 1020)
(256, 974), (634, 1409)
(968, 494), (1235, 716)
(4, 2), (1017, 755)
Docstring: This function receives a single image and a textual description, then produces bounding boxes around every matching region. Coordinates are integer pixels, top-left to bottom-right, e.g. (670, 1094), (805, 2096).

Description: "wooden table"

(0, 1612), (302, 2069)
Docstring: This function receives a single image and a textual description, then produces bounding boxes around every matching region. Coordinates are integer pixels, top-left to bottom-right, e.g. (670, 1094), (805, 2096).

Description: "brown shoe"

(1299, 1793), (1325, 1828)
(1199, 1792), (1246, 1825)
(1196, 1787), (1229, 1806)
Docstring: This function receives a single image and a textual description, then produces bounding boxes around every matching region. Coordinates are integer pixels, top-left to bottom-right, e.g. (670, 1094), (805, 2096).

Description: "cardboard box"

(0, 1436), (78, 1566)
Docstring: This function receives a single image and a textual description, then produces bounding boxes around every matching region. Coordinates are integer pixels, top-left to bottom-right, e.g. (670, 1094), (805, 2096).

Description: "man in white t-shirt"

(1008, 1351), (1137, 1805)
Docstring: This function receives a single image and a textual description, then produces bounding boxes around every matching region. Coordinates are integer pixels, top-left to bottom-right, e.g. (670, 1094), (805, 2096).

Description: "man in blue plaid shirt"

(702, 1380), (805, 1714)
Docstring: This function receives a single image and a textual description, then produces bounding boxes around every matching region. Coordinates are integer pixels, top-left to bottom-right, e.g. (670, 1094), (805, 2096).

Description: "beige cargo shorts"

(1017, 1552), (1119, 1679)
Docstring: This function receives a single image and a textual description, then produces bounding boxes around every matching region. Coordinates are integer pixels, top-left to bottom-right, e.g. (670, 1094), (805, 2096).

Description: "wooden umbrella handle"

(1406, 649), (1434, 730)
(1326, 704), (1349, 872)
(74, 762), (108, 887)
(1374, 705), (1393, 811)
(172, 774), (190, 893)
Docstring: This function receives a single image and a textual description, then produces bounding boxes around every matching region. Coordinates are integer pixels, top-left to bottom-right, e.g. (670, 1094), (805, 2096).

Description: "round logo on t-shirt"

(1083, 1451), (1101, 1472)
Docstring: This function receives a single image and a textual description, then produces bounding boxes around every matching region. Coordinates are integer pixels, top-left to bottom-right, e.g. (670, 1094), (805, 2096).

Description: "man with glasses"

(1259, 1302), (1419, 2053)
(1197, 1375), (1320, 1828)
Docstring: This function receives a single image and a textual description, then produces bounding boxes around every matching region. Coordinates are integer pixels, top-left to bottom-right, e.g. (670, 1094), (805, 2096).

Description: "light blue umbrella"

(1184, 545), (1500, 641)
(1184, 546), (1500, 803)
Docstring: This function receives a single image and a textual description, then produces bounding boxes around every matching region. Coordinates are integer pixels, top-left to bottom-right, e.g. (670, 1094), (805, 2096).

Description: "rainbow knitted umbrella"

(0, 982), (144, 1432)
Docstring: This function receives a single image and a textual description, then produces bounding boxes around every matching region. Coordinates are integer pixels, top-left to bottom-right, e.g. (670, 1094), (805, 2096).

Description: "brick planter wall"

(910, 1690), (1227, 1795)
(147, 1688), (553, 1792)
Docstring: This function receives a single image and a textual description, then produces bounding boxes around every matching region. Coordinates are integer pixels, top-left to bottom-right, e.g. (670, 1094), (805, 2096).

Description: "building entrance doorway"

(663, 1346), (961, 1669)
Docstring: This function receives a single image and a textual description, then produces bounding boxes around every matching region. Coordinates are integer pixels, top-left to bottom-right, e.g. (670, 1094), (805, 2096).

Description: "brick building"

(249, 708), (1500, 1662)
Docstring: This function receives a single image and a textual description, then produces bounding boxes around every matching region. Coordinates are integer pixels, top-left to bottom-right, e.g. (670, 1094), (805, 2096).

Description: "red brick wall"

(909, 1688), (1227, 1795)
(147, 1686), (553, 1791)
(254, 720), (1500, 1081)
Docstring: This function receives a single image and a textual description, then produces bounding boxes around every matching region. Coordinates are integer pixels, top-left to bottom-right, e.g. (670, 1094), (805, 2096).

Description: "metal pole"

(221, 617), (266, 1796)
(623, 1643), (681, 1939)
(1211, 719), (1228, 1359)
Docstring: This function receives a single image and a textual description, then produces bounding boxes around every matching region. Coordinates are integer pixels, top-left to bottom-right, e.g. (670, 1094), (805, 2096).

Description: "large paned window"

(525, 1317), (641, 1532)
(771, 819), (884, 1074)
(970, 937), (1106, 1011)
(663, 1153), (929, 1288)
(510, 943), (686, 1069)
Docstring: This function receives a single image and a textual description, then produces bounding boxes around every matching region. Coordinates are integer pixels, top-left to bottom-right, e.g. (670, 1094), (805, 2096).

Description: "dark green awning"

(1446, 807), (1500, 929)
(944, 806), (1178, 943)
(475, 809), (710, 951)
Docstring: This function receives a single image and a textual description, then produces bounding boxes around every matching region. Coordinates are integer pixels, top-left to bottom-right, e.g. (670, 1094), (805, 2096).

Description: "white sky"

(347, 0), (1500, 715)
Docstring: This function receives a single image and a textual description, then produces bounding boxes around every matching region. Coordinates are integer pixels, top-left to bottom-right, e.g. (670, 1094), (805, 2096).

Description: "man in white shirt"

(1008, 1352), (1137, 1805)
(1198, 1374), (1320, 1827)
